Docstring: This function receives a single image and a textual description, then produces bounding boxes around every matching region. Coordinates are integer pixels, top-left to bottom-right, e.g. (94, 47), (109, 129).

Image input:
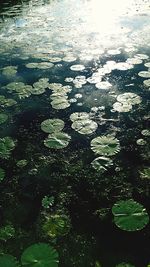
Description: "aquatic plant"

(0, 254), (20, 267)
(16, 160), (28, 168)
(0, 167), (5, 182)
(0, 224), (15, 242)
(26, 62), (54, 69)
(117, 93), (142, 106)
(70, 64), (85, 71)
(44, 132), (71, 149)
(136, 139), (146, 146)
(5, 82), (32, 99)
(91, 135), (120, 156)
(21, 243), (59, 267)
(95, 81), (112, 90)
(42, 196), (55, 209)
(51, 97), (70, 110)
(72, 119), (98, 135)
(141, 129), (150, 137)
(139, 167), (150, 180)
(113, 102), (132, 112)
(2, 66), (17, 77)
(0, 113), (8, 124)
(41, 213), (71, 239)
(70, 112), (90, 122)
(138, 71), (150, 78)
(91, 156), (113, 172)
(41, 119), (64, 134)
(0, 137), (16, 159)
(112, 199), (149, 231)
(143, 79), (150, 87)
(0, 95), (17, 107)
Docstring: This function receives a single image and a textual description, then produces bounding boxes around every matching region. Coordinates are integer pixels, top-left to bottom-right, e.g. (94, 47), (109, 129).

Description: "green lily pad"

(51, 98), (70, 110)
(143, 79), (150, 87)
(44, 132), (71, 149)
(0, 137), (16, 159)
(70, 64), (85, 71)
(112, 199), (149, 231)
(0, 167), (5, 181)
(0, 254), (20, 267)
(26, 62), (54, 69)
(0, 113), (8, 124)
(21, 243), (59, 267)
(91, 135), (120, 156)
(2, 66), (18, 77)
(95, 81), (112, 90)
(5, 82), (32, 99)
(0, 96), (17, 107)
(16, 160), (28, 168)
(91, 156), (113, 172)
(41, 119), (64, 133)
(72, 119), (98, 135)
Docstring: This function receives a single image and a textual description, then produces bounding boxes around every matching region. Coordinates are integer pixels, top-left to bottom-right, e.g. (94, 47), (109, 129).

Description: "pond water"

(0, 0), (150, 266)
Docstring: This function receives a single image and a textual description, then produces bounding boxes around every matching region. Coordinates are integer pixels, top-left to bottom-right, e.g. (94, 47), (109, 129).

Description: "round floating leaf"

(44, 132), (71, 149)
(138, 71), (150, 78)
(117, 93), (141, 106)
(21, 243), (59, 267)
(135, 53), (149, 60)
(141, 129), (150, 137)
(116, 263), (135, 267)
(2, 66), (17, 77)
(51, 98), (70, 110)
(72, 119), (98, 135)
(136, 139), (146, 146)
(0, 113), (8, 124)
(95, 81), (112, 90)
(70, 64), (85, 71)
(41, 119), (64, 133)
(144, 62), (150, 68)
(0, 167), (5, 182)
(70, 112), (89, 122)
(91, 135), (120, 156)
(91, 156), (113, 172)
(0, 137), (15, 159)
(112, 199), (149, 231)
(143, 79), (150, 87)
(113, 102), (132, 112)
(0, 254), (20, 267)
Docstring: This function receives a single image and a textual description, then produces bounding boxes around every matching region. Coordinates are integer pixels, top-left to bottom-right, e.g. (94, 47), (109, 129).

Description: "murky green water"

(0, 0), (150, 266)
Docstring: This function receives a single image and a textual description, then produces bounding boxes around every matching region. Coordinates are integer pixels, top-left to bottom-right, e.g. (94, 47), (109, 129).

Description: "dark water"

(0, 0), (150, 266)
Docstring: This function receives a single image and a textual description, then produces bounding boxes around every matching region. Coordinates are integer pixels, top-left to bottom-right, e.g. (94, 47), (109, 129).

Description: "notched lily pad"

(44, 132), (71, 149)
(41, 119), (64, 133)
(91, 156), (113, 172)
(112, 199), (149, 231)
(0, 137), (16, 159)
(91, 135), (120, 156)
(72, 119), (98, 135)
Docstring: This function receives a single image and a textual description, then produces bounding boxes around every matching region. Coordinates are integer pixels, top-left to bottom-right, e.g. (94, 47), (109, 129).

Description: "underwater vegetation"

(0, 0), (150, 266)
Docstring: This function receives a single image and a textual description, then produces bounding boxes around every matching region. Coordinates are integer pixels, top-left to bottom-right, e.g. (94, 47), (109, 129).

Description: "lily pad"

(0, 254), (20, 267)
(136, 139), (146, 146)
(70, 64), (85, 71)
(113, 102), (132, 112)
(95, 81), (112, 90)
(141, 129), (150, 137)
(91, 135), (120, 156)
(0, 167), (5, 181)
(70, 112), (90, 122)
(0, 137), (16, 159)
(0, 95), (17, 107)
(72, 119), (98, 135)
(2, 66), (17, 77)
(112, 199), (149, 231)
(51, 98), (70, 110)
(91, 156), (113, 172)
(0, 113), (8, 124)
(44, 132), (71, 149)
(21, 243), (59, 267)
(41, 119), (64, 133)
(138, 71), (150, 78)
(117, 93), (142, 105)
(144, 62), (150, 68)
(143, 79), (150, 87)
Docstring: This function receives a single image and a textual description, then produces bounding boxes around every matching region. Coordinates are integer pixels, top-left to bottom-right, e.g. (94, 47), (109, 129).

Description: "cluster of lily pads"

(49, 83), (72, 110)
(70, 112), (98, 135)
(41, 118), (71, 149)
(113, 93), (142, 113)
(90, 135), (120, 172)
(0, 243), (59, 267)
